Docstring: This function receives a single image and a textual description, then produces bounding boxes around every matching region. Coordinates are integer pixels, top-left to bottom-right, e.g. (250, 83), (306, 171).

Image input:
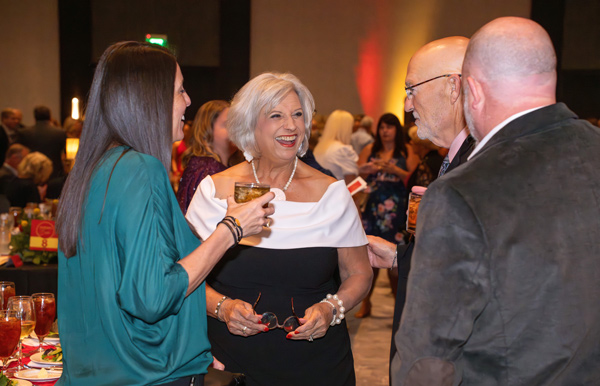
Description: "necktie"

(438, 155), (450, 177)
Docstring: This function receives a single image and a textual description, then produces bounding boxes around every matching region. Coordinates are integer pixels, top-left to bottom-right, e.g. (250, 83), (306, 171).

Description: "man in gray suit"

(392, 17), (600, 385)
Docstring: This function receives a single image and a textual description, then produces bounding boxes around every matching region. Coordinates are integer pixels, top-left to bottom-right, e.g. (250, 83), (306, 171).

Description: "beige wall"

(251, 0), (530, 123)
(0, 0), (60, 127)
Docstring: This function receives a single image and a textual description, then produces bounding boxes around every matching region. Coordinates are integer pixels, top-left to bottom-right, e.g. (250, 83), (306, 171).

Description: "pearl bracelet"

(321, 293), (345, 326)
(214, 296), (229, 321)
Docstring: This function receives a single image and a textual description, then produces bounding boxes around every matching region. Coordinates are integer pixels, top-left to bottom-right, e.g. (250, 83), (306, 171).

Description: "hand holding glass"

(234, 182), (270, 204)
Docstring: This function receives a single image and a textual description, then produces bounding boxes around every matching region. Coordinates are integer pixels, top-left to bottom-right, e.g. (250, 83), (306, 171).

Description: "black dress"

(207, 245), (355, 386)
(187, 177), (368, 386)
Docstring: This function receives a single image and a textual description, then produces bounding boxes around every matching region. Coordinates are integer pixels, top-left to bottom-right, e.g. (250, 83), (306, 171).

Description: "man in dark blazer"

(1, 108), (22, 161)
(366, 36), (476, 366)
(392, 17), (600, 385)
(18, 106), (66, 179)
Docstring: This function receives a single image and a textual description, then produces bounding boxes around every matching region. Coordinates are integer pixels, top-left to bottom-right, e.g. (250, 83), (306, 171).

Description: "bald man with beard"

(391, 17), (600, 385)
(366, 36), (475, 370)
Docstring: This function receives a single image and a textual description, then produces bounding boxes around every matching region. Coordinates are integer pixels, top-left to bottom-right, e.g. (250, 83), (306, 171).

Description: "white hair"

(227, 72), (315, 159)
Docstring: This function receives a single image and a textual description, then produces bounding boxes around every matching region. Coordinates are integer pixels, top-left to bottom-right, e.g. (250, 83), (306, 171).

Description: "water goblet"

(31, 293), (56, 353)
(0, 310), (20, 375)
(0, 282), (15, 311)
(7, 296), (35, 371)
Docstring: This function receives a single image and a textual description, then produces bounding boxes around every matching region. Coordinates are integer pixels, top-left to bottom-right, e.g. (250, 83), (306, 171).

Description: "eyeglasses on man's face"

(405, 74), (461, 98)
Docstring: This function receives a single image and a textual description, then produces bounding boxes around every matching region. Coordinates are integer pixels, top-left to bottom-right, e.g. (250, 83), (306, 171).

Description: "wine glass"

(0, 282), (15, 311)
(0, 310), (20, 375)
(31, 293), (56, 354)
(7, 296), (35, 371)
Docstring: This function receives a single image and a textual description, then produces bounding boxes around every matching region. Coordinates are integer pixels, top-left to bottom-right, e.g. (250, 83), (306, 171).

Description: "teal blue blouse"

(57, 147), (211, 386)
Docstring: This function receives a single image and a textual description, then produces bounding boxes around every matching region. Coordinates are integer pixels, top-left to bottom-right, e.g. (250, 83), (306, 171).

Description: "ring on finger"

(265, 218), (271, 228)
(242, 326), (248, 335)
(308, 334), (314, 342)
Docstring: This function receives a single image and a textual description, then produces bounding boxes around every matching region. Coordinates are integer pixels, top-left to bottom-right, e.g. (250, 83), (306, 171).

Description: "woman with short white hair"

(186, 72), (372, 386)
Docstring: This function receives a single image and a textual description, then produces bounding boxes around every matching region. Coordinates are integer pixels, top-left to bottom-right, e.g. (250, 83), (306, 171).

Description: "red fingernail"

(264, 327), (269, 332)
(258, 320), (262, 324)
(294, 330), (300, 334)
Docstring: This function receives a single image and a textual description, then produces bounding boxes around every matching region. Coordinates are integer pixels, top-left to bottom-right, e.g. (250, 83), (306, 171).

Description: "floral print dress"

(362, 154), (408, 243)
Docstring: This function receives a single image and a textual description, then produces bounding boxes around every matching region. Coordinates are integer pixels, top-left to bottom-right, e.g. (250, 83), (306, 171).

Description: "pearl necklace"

(251, 157), (298, 192)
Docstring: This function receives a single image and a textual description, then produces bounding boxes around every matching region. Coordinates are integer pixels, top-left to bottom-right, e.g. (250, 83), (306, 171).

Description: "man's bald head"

(462, 17), (557, 140)
(409, 36), (470, 80)
(464, 17), (556, 82)
(405, 36), (469, 148)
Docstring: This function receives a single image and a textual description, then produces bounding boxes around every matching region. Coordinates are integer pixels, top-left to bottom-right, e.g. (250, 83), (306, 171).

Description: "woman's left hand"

(286, 302), (333, 341)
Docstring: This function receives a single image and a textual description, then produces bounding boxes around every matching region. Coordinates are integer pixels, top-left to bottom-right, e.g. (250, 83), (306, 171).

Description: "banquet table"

(7, 340), (60, 385)
(0, 264), (58, 296)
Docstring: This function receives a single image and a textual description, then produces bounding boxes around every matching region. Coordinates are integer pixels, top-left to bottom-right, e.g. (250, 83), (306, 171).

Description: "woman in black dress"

(186, 72), (372, 386)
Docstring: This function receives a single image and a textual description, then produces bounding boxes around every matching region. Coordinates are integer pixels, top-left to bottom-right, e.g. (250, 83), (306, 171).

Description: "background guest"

(351, 115), (374, 156)
(63, 117), (83, 139)
(0, 108), (22, 161)
(405, 125), (443, 192)
(177, 100), (232, 214)
(356, 113), (413, 318)
(0, 144), (37, 207)
(0, 151), (51, 207)
(0, 143), (29, 179)
(17, 151), (53, 202)
(170, 119), (192, 191)
(313, 109), (359, 184)
(17, 105), (66, 179)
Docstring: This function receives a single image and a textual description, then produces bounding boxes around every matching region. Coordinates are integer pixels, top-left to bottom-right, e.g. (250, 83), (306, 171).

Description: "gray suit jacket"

(392, 103), (600, 385)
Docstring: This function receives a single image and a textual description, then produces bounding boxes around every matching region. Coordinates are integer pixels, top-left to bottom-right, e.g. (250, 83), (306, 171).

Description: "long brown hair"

(57, 41), (177, 258)
(181, 100), (230, 167)
(371, 113), (407, 159)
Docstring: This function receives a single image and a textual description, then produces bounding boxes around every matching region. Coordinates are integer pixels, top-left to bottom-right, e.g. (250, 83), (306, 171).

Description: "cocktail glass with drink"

(31, 293), (56, 353)
(0, 282), (15, 311)
(406, 186), (427, 234)
(0, 310), (20, 375)
(7, 296), (35, 371)
(234, 183), (270, 204)
(8, 207), (21, 229)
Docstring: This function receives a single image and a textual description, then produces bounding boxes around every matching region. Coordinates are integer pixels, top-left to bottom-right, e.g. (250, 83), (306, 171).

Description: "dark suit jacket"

(18, 121), (66, 179)
(0, 174), (41, 207)
(392, 103), (600, 385)
(389, 134), (475, 365)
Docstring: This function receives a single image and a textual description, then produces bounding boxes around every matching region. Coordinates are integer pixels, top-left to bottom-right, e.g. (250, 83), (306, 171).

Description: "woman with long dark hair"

(55, 42), (273, 386)
(355, 113), (416, 318)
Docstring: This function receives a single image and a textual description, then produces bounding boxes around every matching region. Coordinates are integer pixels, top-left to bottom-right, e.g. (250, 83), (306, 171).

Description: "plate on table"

(29, 352), (62, 366)
(14, 368), (62, 382)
